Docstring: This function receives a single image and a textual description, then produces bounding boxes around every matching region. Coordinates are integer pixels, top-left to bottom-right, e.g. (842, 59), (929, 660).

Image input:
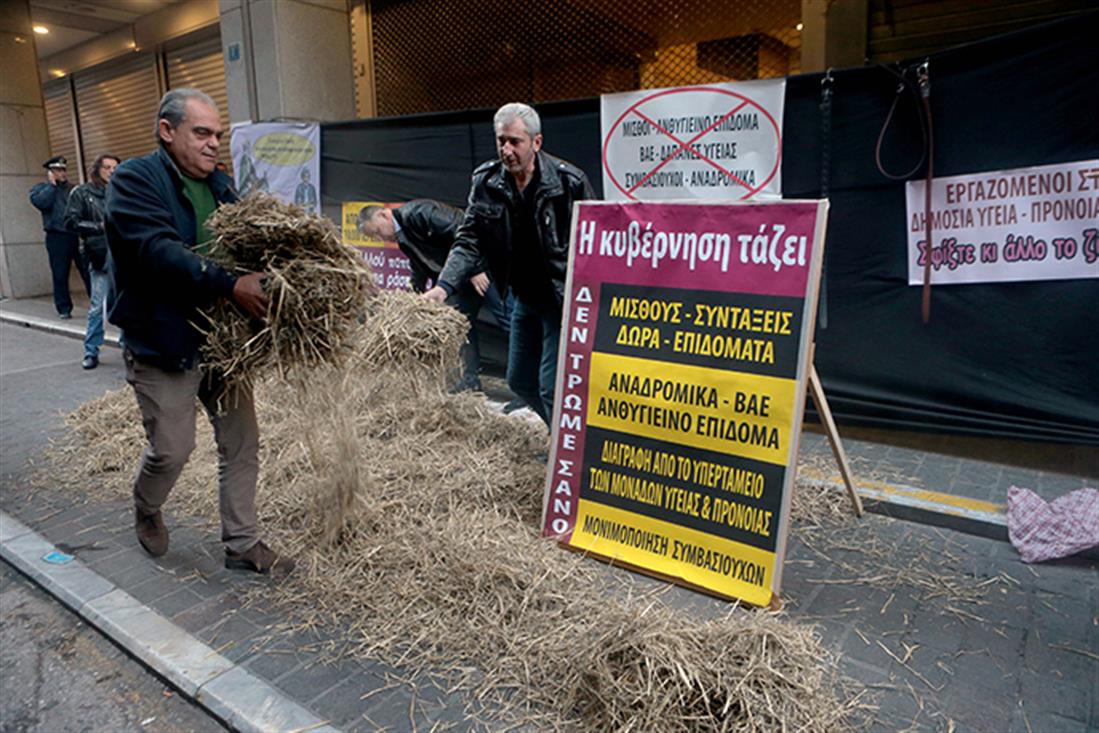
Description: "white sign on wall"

(600, 80), (785, 202)
(906, 160), (1099, 285)
(230, 121), (321, 214)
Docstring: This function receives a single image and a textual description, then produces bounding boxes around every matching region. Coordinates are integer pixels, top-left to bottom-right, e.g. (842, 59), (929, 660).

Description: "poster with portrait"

(230, 122), (321, 213)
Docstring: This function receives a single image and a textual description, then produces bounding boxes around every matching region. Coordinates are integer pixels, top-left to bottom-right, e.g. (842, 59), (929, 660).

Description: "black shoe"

(82, 355), (98, 370)
(59, 312), (72, 320)
(225, 540), (295, 575)
(135, 507), (169, 557)
(502, 398), (525, 414)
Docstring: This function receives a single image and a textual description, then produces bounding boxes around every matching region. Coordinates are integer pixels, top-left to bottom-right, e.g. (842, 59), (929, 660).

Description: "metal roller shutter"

(43, 79), (80, 180)
(165, 32), (232, 167)
(74, 53), (160, 166)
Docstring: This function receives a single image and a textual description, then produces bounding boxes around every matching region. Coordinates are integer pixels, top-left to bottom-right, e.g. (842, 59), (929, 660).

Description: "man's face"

(159, 99), (222, 178)
(100, 158), (118, 183)
(496, 119), (542, 178)
(49, 167), (67, 184)
(359, 209), (396, 241)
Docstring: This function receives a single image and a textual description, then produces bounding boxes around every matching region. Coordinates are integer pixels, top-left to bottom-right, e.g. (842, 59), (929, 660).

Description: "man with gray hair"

(424, 103), (594, 425)
(106, 88), (293, 574)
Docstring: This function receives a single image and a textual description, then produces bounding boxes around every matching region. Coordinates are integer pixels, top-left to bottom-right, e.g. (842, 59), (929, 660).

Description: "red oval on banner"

(602, 86), (783, 201)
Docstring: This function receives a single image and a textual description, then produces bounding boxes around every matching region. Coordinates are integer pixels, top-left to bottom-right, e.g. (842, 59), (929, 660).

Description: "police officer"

(30, 156), (90, 318)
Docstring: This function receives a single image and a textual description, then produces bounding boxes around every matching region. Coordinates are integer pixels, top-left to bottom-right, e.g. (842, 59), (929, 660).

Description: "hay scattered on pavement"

(198, 194), (372, 400)
(47, 292), (866, 731)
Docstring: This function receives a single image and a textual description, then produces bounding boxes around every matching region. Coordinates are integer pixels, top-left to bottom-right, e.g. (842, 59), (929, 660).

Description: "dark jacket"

(438, 150), (594, 304)
(392, 199), (466, 293)
(29, 180), (75, 234)
(64, 182), (110, 270)
(105, 147), (239, 370)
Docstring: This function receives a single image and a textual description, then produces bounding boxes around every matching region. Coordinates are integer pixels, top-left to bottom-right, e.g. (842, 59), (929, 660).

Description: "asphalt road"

(0, 560), (225, 733)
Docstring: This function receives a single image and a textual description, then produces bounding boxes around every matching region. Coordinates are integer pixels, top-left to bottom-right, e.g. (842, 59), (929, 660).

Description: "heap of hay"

(197, 194), (372, 397)
(50, 293), (860, 731)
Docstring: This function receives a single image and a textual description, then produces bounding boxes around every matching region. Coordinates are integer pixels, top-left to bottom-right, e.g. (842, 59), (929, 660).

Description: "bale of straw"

(46, 294), (860, 731)
(197, 194), (373, 398)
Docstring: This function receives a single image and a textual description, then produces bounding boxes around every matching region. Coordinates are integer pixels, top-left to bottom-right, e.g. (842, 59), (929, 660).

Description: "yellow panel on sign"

(573, 500), (774, 606)
(586, 351), (796, 466)
(340, 201), (389, 247)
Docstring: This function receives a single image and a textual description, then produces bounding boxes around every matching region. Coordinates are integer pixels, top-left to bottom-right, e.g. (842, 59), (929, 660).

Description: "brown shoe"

(135, 507), (169, 557)
(225, 540), (295, 575)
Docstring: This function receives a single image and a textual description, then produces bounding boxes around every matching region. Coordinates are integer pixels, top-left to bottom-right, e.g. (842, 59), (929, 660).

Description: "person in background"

(106, 88), (292, 575)
(294, 168), (318, 215)
(359, 200), (513, 394)
(424, 103), (594, 425)
(30, 156), (90, 319)
(65, 154), (120, 369)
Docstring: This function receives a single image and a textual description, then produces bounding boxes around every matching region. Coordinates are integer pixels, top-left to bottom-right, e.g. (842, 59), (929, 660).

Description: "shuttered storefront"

(164, 31), (231, 167)
(73, 53), (160, 165)
(42, 79), (80, 180)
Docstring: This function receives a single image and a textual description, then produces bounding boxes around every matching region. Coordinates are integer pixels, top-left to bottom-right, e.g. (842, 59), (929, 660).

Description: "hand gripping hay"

(197, 194), (372, 400)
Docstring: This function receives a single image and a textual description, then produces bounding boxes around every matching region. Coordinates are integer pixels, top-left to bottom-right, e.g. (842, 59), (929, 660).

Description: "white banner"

(230, 122), (321, 214)
(600, 80), (785, 202)
(906, 160), (1099, 285)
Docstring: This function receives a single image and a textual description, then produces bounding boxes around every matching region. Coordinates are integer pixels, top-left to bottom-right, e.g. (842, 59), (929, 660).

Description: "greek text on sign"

(906, 159), (1099, 285)
(601, 81), (785, 202)
(341, 201), (414, 292)
(542, 199), (827, 607)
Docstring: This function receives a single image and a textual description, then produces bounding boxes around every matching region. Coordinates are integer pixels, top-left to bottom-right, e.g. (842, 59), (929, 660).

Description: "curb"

(0, 309), (122, 345)
(0, 511), (340, 733)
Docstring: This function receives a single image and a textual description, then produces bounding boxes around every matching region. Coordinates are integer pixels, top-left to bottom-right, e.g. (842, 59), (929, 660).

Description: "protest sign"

(341, 202), (414, 292)
(230, 122), (320, 211)
(601, 81), (784, 202)
(906, 159), (1099, 285)
(542, 199), (828, 606)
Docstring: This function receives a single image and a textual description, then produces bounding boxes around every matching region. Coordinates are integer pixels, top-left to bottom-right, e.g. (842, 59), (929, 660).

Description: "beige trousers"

(125, 350), (260, 554)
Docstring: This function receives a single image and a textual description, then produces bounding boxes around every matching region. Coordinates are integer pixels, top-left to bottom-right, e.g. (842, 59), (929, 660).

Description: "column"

(0, 0), (52, 299)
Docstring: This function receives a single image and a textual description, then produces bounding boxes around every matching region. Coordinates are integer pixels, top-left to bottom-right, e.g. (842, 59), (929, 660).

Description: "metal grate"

(371, 0), (802, 117)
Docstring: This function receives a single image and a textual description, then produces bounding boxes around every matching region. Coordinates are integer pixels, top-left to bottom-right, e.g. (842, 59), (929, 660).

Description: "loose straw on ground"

(46, 292), (868, 731)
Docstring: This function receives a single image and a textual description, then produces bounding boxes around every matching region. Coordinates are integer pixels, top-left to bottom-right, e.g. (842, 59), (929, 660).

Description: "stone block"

(197, 666), (336, 733)
(84, 589), (234, 696)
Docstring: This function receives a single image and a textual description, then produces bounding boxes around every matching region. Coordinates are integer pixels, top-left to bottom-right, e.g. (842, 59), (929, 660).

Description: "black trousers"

(44, 232), (90, 315)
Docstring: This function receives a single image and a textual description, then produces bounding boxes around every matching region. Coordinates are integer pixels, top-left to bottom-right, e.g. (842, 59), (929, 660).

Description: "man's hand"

(422, 285), (448, 304)
(232, 272), (270, 320)
(47, 170), (58, 185)
(470, 272), (490, 297)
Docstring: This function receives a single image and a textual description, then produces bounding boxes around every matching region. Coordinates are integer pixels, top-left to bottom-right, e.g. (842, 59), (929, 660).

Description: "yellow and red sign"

(542, 200), (827, 606)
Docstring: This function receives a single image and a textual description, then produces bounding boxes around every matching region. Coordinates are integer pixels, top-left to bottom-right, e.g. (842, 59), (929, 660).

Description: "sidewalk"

(1, 301), (1096, 732)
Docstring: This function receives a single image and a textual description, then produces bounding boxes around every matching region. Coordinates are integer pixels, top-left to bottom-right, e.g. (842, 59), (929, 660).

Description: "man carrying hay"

(358, 199), (512, 393)
(424, 103), (594, 424)
(105, 88), (293, 575)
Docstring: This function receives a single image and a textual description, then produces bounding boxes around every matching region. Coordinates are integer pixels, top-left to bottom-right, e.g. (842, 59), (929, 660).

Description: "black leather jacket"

(65, 182), (109, 270)
(106, 148), (238, 370)
(392, 199), (465, 293)
(438, 151), (594, 304)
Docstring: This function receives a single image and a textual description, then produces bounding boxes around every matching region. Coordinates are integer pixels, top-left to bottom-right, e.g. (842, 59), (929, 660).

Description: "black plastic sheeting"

(320, 12), (1099, 445)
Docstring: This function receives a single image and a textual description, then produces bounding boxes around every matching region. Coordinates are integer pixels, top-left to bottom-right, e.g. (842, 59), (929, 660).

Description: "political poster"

(340, 202), (414, 292)
(601, 81), (785, 202)
(906, 159), (1099, 285)
(230, 122), (321, 213)
(541, 199), (828, 607)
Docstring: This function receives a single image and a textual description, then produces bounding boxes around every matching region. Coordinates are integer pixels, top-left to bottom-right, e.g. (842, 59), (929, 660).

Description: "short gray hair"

(494, 102), (541, 137)
(155, 88), (218, 141)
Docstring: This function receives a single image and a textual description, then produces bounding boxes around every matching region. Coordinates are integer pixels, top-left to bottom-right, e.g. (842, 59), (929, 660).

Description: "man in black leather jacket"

(425, 103), (594, 425)
(65, 153), (120, 369)
(106, 88), (292, 576)
(358, 199), (512, 392)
